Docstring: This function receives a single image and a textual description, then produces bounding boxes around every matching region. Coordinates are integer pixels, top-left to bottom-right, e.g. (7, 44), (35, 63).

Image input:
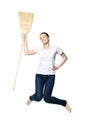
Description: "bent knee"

(43, 97), (50, 103)
(35, 96), (42, 102)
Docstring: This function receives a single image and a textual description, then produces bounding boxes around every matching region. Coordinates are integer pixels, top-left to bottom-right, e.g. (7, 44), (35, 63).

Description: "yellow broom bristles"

(18, 11), (34, 34)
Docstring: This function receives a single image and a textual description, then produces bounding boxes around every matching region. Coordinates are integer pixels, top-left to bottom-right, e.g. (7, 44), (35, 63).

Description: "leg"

(29, 74), (44, 102)
(27, 74), (44, 105)
(43, 75), (66, 106)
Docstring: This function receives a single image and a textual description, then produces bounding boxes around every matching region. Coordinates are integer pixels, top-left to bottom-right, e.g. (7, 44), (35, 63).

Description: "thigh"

(35, 74), (44, 96)
(44, 75), (55, 97)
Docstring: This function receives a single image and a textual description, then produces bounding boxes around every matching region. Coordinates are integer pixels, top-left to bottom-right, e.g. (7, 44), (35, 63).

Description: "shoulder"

(51, 44), (63, 54)
(50, 44), (61, 49)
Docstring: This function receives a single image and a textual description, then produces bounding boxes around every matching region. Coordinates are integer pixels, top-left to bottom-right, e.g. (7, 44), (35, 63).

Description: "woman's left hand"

(52, 66), (59, 71)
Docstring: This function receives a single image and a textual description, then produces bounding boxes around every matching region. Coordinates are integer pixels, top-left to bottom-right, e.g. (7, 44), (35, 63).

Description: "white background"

(0, 0), (87, 130)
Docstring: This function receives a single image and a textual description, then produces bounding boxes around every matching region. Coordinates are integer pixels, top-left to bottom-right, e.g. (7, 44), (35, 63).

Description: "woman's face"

(40, 34), (49, 45)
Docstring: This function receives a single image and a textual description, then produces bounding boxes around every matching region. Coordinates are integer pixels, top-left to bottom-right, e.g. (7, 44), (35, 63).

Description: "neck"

(43, 42), (50, 49)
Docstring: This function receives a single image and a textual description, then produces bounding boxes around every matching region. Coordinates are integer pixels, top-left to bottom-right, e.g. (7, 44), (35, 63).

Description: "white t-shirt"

(34, 44), (63, 75)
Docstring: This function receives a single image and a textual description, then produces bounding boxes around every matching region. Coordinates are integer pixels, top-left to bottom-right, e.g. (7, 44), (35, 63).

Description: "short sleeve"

(56, 46), (63, 55)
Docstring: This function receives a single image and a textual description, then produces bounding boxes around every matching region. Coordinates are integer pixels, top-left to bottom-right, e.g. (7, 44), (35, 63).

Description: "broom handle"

(13, 41), (23, 91)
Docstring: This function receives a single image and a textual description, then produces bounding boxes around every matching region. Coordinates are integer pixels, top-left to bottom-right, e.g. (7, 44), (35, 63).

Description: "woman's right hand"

(22, 33), (27, 42)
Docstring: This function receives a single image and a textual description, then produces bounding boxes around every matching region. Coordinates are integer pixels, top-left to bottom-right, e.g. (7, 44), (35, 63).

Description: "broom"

(13, 11), (34, 91)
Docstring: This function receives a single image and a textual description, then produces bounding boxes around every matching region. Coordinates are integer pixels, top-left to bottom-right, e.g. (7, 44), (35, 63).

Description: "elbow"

(24, 51), (29, 55)
(61, 52), (68, 62)
(25, 53), (28, 56)
(66, 56), (68, 61)
(64, 56), (68, 62)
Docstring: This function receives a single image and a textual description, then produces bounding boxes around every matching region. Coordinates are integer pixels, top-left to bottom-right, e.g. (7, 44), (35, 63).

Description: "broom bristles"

(18, 11), (34, 34)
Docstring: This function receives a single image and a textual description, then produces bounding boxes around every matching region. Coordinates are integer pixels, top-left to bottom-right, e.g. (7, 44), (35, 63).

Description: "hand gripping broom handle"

(13, 11), (34, 90)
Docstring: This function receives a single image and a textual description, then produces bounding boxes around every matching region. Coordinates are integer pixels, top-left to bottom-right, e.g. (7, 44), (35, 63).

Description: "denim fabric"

(30, 74), (66, 106)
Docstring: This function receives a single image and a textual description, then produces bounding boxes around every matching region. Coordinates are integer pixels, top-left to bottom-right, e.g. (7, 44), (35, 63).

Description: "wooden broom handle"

(13, 41), (23, 91)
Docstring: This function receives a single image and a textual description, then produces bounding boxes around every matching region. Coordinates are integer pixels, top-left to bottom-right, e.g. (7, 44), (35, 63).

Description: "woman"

(22, 32), (71, 112)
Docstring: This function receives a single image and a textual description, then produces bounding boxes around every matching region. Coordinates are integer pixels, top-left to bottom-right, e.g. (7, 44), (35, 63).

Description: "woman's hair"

(40, 32), (49, 37)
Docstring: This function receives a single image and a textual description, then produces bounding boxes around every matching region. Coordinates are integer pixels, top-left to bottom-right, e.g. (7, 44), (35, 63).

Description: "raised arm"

(22, 34), (35, 55)
(52, 52), (68, 71)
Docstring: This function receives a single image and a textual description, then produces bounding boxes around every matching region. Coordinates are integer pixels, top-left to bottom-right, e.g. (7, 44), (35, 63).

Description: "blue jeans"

(30, 74), (66, 106)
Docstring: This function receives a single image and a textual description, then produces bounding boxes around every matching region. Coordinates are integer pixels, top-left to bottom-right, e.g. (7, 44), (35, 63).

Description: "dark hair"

(40, 32), (49, 37)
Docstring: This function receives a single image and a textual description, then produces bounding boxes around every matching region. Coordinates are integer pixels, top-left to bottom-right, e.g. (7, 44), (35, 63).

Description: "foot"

(65, 102), (72, 112)
(26, 98), (32, 105)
